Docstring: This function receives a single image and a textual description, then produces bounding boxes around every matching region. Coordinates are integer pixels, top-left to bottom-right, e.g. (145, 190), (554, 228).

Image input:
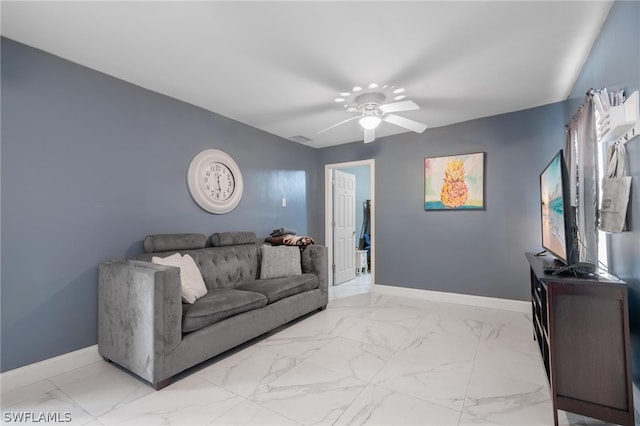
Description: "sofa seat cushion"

(236, 273), (318, 304)
(182, 288), (267, 333)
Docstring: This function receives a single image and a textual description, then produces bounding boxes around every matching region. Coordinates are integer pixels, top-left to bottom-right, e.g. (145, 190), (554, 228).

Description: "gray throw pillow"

(260, 245), (302, 279)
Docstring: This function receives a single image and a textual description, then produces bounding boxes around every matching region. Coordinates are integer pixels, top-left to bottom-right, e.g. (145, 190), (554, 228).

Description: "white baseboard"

(1, 345), (100, 393)
(372, 284), (530, 313)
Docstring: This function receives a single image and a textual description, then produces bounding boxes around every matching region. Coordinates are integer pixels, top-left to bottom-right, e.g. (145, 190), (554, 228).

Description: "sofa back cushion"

(137, 244), (259, 290)
(136, 232), (261, 290)
(187, 245), (259, 289)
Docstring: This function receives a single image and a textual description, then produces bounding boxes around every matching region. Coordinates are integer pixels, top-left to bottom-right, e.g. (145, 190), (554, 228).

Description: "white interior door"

(333, 169), (356, 285)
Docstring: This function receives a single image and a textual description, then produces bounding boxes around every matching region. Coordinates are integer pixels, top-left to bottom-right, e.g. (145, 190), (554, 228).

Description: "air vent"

(288, 135), (312, 144)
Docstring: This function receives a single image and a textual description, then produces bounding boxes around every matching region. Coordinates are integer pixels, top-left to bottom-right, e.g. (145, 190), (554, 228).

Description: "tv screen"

(540, 150), (569, 264)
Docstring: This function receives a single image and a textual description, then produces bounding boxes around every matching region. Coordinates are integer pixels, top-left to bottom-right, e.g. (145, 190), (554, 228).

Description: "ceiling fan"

(318, 91), (428, 143)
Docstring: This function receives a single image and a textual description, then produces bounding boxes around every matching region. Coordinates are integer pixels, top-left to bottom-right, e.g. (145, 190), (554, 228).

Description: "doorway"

(324, 159), (375, 287)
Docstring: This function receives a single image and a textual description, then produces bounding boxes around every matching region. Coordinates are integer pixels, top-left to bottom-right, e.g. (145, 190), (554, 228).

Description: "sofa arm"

(98, 260), (182, 384)
(301, 245), (328, 294)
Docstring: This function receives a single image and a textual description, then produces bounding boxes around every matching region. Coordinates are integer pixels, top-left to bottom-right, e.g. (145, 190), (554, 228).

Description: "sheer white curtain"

(565, 94), (599, 264)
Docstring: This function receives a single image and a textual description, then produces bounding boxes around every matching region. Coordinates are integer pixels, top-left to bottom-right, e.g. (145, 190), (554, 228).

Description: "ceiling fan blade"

(364, 127), (376, 143)
(379, 100), (419, 114)
(317, 115), (359, 134)
(383, 114), (428, 133)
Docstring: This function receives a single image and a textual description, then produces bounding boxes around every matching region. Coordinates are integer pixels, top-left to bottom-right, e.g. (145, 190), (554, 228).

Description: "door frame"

(325, 159), (375, 287)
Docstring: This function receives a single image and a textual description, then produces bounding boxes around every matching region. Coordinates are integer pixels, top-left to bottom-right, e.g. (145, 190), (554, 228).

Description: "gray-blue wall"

(1, 38), (322, 372)
(566, 0), (640, 384)
(320, 102), (568, 301)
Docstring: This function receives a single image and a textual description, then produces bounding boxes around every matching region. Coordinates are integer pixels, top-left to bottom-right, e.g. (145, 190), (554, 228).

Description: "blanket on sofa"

(270, 227), (297, 238)
(266, 235), (315, 246)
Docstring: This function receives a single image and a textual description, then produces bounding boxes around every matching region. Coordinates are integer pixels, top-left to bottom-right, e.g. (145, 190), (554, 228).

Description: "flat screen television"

(540, 150), (575, 266)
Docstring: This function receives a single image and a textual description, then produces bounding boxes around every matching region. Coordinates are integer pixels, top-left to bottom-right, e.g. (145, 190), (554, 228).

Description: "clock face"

(201, 161), (235, 202)
(187, 149), (243, 214)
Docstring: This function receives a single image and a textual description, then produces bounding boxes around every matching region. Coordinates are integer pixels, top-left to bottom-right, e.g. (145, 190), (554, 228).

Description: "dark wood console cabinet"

(526, 252), (634, 426)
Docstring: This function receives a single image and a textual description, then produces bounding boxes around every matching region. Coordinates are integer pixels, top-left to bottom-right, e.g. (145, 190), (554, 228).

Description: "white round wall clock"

(187, 149), (243, 214)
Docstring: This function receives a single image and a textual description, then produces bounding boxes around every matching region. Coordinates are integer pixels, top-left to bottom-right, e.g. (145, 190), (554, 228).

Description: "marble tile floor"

(2, 274), (637, 425)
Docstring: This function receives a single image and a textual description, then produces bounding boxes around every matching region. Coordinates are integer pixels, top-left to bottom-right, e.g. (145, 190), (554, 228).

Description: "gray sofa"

(98, 232), (327, 390)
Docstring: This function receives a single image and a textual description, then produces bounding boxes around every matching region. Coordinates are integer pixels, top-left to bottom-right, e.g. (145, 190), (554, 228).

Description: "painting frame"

(424, 152), (485, 211)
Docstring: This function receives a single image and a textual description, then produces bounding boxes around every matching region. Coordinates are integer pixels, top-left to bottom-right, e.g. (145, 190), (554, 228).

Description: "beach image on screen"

(540, 154), (566, 260)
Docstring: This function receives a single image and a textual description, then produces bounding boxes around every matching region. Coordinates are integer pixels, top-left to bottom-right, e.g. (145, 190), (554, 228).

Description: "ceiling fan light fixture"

(359, 115), (382, 130)
(320, 85), (427, 142)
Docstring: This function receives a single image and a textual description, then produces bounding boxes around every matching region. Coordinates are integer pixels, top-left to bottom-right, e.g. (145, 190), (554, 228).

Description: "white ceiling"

(1, 1), (612, 148)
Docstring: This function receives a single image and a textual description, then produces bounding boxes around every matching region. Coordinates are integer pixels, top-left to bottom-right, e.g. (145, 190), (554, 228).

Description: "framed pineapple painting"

(424, 152), (485, 210)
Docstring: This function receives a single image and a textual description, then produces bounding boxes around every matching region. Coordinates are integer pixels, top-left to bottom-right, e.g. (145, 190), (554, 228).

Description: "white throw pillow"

(260, 245), (302, 279)
(152, 253), (207, 303)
